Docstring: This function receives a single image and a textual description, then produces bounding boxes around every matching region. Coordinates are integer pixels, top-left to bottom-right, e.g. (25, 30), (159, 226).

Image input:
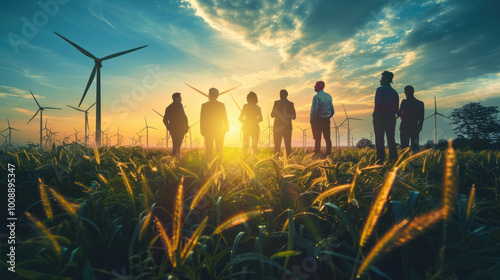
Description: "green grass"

(1, 144), (499, 279)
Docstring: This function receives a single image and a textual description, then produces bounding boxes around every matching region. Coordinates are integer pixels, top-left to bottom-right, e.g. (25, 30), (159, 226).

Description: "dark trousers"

(400, 129), (420, 153)
(311, 117), (332, 155)
(373, 117), (397, 162)
(274, 129), (292, 157)
(205, 133), (225, 160)
(171, 133), (184, 156)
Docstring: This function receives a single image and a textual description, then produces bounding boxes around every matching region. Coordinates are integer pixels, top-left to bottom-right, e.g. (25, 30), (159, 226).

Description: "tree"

(356, 138), (375, 149)
(450, 102), (500, 140)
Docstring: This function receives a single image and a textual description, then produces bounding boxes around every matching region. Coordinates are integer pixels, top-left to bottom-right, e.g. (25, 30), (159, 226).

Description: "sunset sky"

(1, 0), (499, 147)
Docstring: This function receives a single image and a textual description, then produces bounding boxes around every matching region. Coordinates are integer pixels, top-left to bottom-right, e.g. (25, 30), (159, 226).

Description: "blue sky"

(1, 0), (499, 147)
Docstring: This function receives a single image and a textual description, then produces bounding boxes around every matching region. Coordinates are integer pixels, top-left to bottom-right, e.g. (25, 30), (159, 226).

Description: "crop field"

(1, 144), (500, 280)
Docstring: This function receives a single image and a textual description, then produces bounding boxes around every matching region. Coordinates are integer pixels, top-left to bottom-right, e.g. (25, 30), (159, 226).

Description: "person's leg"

(386, 118), (397, 160)
(243, 131), (250, 155)
(205, 135), (214, 160)
(252, 132), (259, 156)
(171, 134), (179, 156)
(283, 129), (292, 157)
(322, 118), (332, 155)
(274, 130), (282, 156)
(311, 119), (321, 154)
(400, 129), (410, 150)
(411, 130), (420, 153)
(373, 117), (386, 163)
(215, 133), (224, 155)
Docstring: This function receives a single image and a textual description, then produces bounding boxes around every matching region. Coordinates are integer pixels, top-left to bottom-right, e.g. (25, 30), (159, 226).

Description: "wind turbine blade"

(219, 85), (242, 95)
(26, 109), (40, 124)
(7, 118), (10, 127)
(185, 83), (209, 98)
(12, 128), (21, 132)
(189, 121), (200, 128)
(297, 126), (303, 130)
(66, 105), (85, 112)
(43, 107), (61, 110)
(343, 104), (348, 118)
(436, 112), (449, 119)
(139, 127), (146, 133)
(29, 90), (41, 108)
(228, 92), (241, 112)
(424, 114), (435, 120)
(339, 119), (347, 126)
(152, 108), (163, 117)
(54, 32), (97, 59)
(150, 127), (158, 130)
(86, 102), (96, 111)
(1, 128), (8, 133)
(350, 118), (363, 121)
(101, 45), (148, 60)
(79, 64), (98, 107)
(144, 116), (147, 126)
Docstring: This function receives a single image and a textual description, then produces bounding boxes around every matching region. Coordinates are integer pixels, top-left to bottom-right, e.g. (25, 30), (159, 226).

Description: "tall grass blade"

(93, 146), (100, 165)
(26, 212), (61, 255)
(313, 184), (351, 206)
(119, 165), (134, 203)
(191, 172), (219, 210)
(180, 216), (208, 265)
(443, 141), (457, 220)
(172, 177), (184, 250)
(48, 188), (78, 216)
(141, 173), (153, 209)
(154, 216), (176, 267)
(214, 210), (265, 235)
(38, 178), (53, 219)
(466, 184), (476, 223)
(359, 167), (398, 247)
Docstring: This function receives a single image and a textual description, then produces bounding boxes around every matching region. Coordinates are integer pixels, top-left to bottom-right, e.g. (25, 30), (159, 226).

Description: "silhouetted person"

(373, 71), (399, 163)
(239, 91), (262, 156)
(164, 92), (188, 157)
(271, 89), (296, 157)
(200, 88), (229, 160)
(310, 81), (334, 155)
(398, 85), (424, 153)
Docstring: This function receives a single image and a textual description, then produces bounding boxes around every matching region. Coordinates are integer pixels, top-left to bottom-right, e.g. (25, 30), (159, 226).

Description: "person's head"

(404, 85), (415, 98)
(314, 81), (325, 92)
(208, 88), (219, 101)
(172, 92), (181, 102)
(380, 71), (394, 86)
(247, 91), (258, 104)
(279, 89), (288, 100)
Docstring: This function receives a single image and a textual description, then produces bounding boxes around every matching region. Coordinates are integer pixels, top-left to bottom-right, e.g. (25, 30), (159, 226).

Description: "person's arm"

(223, 104), (229, 133)
(200, 105), (205, 136)
(271, 102), (277, 118)
(290, 102), (296, 120)
(373, 88), (381, 113)
(418, 102), (425, 132)
(397, 100), (404, 119)
(163, 107), (170, 131)
(328, 97), (335, 118)
(310, 96), (319, 120)
(238, 105), (245, 123)
(393, 92), (400, 115)
(257, 106), (263, 123)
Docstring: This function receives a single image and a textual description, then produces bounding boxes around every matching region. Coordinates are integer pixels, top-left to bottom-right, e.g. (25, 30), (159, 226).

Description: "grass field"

(1, 144), (500, 279)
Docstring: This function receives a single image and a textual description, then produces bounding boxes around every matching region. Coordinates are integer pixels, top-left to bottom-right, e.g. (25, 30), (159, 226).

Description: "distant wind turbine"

(139, 117), (157, 148)
(55, 32), (147, 147)
(152, 108), (169, 148)
(342, 105), (362, 147)
(297, 126), (310, 149)
(26, 90), (61, 148)
(331, 119), (344, 148)
(1, 118), (21, 148)
(66, 102), (96, 145)
(425, 96), (449, 144)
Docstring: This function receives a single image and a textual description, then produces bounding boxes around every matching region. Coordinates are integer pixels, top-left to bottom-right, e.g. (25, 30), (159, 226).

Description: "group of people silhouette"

(162, 70), (424, 163)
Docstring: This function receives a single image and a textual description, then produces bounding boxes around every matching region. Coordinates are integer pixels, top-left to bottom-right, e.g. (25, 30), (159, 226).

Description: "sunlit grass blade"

(313, 184), (351, 206)
(191, 172), (219, 210)
(466, 184), (476, 223)
(180, 216), (208, 265)
(119, 165), (134, 203)
(38, 178), (53, 219)
(357, 208), (446, 278)
(395, 148), (431, 169)
(443, 141), (457, 220)
(359, 167), (398, 247)
(141, 173), (153, 209)
(139, 210), (153, 241)
(154, 216), (176, 267)
(93, 146), (100, 165)
(48, 188), (78, 216)
(214, 209), (266, 235)
(348, 167), (361, 205)
(237, 158), (255, 179)
(26, 212), (61, 255)
(172, 176), (184, 250)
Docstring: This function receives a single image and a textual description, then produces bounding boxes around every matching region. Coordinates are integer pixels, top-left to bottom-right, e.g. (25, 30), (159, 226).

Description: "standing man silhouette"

(372, 71), (399, 163)
(200, 88), (229, 160)
(271, 89), (296, 157)
(310, 81), (334, 156)
(163, 92), (188, 157)
(398, 85), (424, 153)
(239, 91), (263, 156)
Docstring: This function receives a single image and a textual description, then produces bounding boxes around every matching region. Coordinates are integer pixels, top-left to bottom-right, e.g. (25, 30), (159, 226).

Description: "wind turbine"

(139, 117), (157, 148)
(425, 96), (448, 144)
(185, 121), (200, 149)
(55, 32), (147, 147)
(2, 118), (21, 148)
(342, 105), (362, 147)
(331, 119), (344, 148)
(73, 127), (82, 143)
(152, 108), (169, 148)
(26, 90), (61, 148)
(297, 126), (310, 149)
(112, 128), (124, 146)
(261, 114), (273, 148)
(184, 83), (242, 99)
(66, 102), (96, 146)
(366, 129), (374, 142)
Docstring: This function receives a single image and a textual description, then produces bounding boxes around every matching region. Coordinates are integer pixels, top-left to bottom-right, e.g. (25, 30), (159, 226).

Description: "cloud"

(12, 108), (35, 116)
(0, 86), (44, 100)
